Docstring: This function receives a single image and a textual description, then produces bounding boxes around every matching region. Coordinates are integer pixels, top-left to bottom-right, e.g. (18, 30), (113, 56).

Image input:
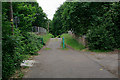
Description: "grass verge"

(44, 47), (51, 50)
(41, 33), (54, 44)
(61, 33), (85, 50)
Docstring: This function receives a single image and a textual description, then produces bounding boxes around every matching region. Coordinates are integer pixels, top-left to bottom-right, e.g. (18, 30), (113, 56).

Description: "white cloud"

(37, 0), (66, 20)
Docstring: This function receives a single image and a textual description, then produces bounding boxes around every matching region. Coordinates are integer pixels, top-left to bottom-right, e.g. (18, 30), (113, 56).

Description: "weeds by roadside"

(61, 34), (85, 51)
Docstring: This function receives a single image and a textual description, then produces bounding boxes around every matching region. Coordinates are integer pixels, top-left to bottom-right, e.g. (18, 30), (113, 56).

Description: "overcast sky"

(37, 0), (66, 20)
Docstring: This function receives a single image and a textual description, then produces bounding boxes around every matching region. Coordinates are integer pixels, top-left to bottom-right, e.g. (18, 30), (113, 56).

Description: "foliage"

(32, 4), (48, 29)
(22, 32), (43, 55)
(61, 34), (85, 50)
(50, 3), (69, 37)
(41, 33), (54, 44)
(44, 47), (51, 50)
(12, 2), (48, 31)
(53, 2), (120, 50)
(2, 28), (25, 79)
(86, 26), (116, 50)
(2, 1), (49, 79)
(86, 3), (120, 50)
(2, 28), (43, 79)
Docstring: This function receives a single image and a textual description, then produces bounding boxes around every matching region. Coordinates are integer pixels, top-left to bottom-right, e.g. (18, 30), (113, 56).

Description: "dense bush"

(23, 32), (43, 55)
(86, 26), (116, 50)
(2, 28), (25, 79)
(2, 28), (43, 79)
(86, 3), (120, 50)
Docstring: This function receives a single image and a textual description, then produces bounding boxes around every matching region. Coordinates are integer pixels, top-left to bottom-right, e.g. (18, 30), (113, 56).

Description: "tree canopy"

(2, 2), (49, 79)
(51, 2), (120, 50)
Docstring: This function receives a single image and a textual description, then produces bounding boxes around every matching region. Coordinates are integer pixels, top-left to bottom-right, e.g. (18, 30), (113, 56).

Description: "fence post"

(63, 37), (65, 49)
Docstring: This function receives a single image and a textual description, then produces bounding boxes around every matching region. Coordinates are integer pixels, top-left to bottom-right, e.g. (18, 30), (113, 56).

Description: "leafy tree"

(32, 6), (48, 29)
(51, 3), (69, 36)
(2, 1), (47, 79)
(12, 2), (48, 32)
(52, 2), (120, 50)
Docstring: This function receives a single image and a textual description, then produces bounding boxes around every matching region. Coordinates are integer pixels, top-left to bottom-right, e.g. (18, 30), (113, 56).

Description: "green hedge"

(86, 26), (117, 51)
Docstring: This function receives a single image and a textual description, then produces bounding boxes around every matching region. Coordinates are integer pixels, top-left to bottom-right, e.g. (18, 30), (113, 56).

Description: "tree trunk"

(9, 1), (14, 35)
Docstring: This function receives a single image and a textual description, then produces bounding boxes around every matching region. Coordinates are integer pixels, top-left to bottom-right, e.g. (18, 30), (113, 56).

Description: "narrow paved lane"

(24, 38), (116, 78)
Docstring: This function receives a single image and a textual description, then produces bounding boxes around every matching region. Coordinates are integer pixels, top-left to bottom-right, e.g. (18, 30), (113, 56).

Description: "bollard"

(63, 37), (65, 49)
(41, 38), (43, 45)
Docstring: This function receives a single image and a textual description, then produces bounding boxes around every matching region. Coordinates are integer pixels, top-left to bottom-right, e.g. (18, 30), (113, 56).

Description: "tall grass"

(61, 34), (85, 50)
